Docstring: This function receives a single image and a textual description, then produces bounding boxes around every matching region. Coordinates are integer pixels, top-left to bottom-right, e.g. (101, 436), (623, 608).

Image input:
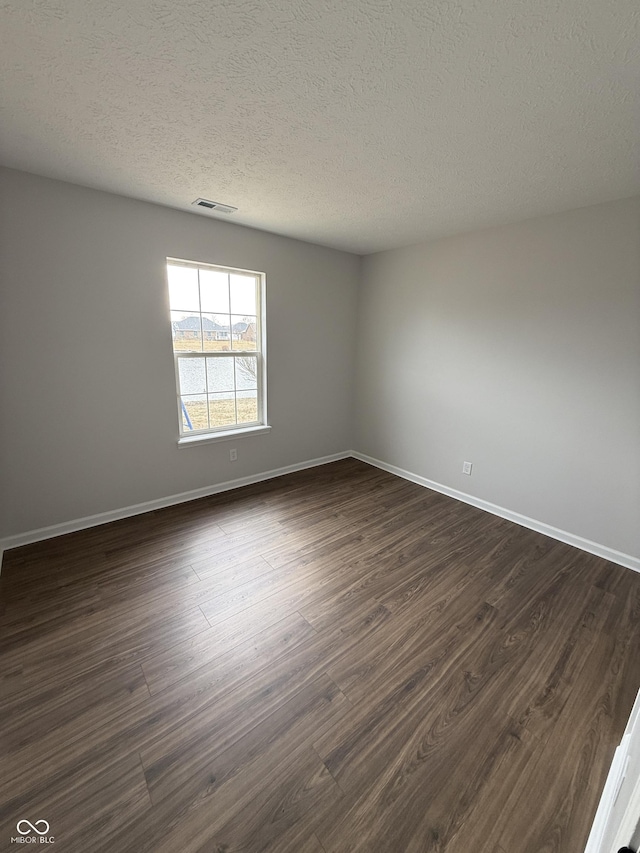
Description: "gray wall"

(2, 168), (638, 562)
(354, 197), (640, 559)
(0, 168), (359, 539)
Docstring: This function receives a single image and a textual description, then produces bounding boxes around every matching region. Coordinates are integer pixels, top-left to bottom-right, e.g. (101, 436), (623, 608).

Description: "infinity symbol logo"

(16, 819), (50, 835)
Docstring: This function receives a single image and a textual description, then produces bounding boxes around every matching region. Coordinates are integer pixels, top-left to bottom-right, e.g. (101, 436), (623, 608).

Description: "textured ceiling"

(1, 0), (639, 254)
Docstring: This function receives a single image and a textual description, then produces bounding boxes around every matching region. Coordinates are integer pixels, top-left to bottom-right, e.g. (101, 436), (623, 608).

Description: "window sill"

(178, 424), (272, 448)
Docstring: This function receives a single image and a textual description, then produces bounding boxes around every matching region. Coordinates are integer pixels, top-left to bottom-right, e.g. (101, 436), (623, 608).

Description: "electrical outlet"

(462, 461), (472, 475)
(229, 448), (237, 462)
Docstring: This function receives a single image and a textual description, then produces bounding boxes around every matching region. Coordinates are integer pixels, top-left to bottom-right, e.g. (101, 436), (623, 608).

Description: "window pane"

(200, 269), (230, 314)
(208, 392), (237, 427)
(206, 357), (235, 393)
(231, 315), (257, 351)
(202, 313), (231, 352)
(237, 390), (258, 423)
(168, 265), (200, 312)
(171, 312), (202, 352)
(235, 356), (257, 390)
(178, 357), (206, 395)
(230, 274), (256, 316)
(181, 394), (208, 431)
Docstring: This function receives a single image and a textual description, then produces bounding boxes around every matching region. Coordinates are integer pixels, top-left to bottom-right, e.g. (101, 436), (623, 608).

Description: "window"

(167, 258), (267, 441)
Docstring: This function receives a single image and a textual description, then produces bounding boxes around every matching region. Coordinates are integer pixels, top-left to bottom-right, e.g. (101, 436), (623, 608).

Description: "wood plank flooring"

(1, 458), (639, 852)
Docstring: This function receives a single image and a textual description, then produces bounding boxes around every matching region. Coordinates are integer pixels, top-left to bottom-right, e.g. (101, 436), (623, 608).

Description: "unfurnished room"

(0, 2), (639, 852)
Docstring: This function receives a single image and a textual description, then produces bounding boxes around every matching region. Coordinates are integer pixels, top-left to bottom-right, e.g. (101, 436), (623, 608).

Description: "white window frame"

(166, 258), (270, 446)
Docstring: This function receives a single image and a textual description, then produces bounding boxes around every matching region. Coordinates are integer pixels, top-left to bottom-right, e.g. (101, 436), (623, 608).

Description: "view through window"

(167, 259), (266, 437)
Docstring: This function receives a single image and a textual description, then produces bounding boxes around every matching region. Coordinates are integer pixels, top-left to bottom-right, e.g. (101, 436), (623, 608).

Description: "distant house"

(172, 316), (256, 343)
(238, 321), (256, 342)
(172, 315), (233, 342)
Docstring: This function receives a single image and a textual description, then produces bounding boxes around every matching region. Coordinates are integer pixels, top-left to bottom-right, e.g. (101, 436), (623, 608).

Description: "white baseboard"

(2, 450), (638, 577)
(351, 451), (640, 574)
(0, 451), (351, 563)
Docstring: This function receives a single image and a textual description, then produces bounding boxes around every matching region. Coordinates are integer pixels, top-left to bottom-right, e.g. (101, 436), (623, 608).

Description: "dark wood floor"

(1, 459), (639, 852)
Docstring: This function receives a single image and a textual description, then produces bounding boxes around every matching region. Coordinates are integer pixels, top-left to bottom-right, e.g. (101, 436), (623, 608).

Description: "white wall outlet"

(229, 448), (237, 462)
(462, 461), (473, 475)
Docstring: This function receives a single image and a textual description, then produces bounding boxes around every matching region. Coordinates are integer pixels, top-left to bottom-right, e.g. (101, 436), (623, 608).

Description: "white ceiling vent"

(192, 198), (237, 214)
